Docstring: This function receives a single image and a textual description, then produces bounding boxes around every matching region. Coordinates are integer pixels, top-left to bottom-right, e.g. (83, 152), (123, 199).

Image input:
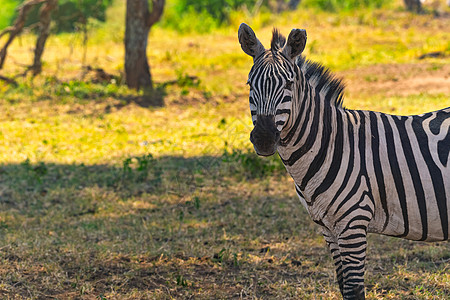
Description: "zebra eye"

(247, 81), (254, 90)
(285, 81), (293, 90)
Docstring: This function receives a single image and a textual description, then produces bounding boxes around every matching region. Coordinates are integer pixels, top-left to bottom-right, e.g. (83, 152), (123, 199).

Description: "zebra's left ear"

(282, 29), (307, 61)
(238, 23), (265, 60)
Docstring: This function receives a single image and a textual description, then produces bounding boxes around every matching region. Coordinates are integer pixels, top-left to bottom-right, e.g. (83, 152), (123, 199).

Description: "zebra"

(238, 23), (450, 299)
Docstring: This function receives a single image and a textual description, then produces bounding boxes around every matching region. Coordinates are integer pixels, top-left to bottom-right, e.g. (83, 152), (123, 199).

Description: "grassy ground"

(0, 0), (449, 299)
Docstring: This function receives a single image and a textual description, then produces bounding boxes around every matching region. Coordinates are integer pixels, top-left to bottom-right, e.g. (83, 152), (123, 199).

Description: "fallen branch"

(418, 51), (447, 60)
(82, 65), (118, 83)
(0, 75), (18, 86)
(162, 76), (199, 87)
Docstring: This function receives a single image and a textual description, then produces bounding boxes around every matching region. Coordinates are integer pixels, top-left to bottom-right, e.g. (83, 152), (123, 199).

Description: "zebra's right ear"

(282, 28), (307, 61)
(238, 23), (265, 60)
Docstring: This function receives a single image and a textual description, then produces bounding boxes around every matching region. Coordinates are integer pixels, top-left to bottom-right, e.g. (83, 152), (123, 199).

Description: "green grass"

(0, 0), (449, 298)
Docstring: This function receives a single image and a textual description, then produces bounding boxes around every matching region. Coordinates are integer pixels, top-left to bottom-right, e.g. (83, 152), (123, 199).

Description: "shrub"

(0, 0), (17, 30)
(222, 148), (285, 179)
(0, 0), (113, 32)
(302, 0), (390, 11)
(161, 0), (392, 33)
(161, 0), (260, 33)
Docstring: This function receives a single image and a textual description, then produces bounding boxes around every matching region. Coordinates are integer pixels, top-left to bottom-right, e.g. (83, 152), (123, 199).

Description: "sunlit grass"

(346, 93), (449, 115)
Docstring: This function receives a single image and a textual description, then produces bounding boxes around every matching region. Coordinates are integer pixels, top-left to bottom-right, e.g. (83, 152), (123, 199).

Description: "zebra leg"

(337, 226), (368, 300)
(322, 228), (344, 295)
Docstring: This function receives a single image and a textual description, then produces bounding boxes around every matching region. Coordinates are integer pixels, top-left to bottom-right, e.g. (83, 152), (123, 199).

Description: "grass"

(0, 0), (449, 298)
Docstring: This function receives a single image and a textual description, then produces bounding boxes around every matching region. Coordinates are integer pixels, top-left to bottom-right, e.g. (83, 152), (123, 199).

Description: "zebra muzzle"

(250, 115), (280, 156)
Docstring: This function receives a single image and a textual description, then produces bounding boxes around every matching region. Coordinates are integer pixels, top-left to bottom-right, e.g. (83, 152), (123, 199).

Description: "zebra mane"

(297, 56), (345, 108)
(271, 28), (286, 53)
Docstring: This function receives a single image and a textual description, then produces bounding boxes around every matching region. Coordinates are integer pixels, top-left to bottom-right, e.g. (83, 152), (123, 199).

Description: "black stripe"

(311, 109), (344, 203)
(339, 241), (367, 249)
(295, 184), (305, 199)
(300, 99), (333, 190)
(429, 109), (449, 135)
(341, 247), (367, 256)
(280, 73), (308, 146)
(357, 111), (370, 197)
(281, 95), (291, 103)
(438, 129), (450, 167)
(324, 111), (355, 215)
(335, 194), (372, 225)
(412, 115), (448, 240)
(276, 109), (290, 115)
(314, 219), (325, 226)
(381, 114), (409, 238)
(282, 87), (320, 166)
(339, 233), (366, 240)
(291, 83), (313, 147)
(333, 113), (368, 216)
(369, 112), (389, 231)
(393, 116), (428, 240)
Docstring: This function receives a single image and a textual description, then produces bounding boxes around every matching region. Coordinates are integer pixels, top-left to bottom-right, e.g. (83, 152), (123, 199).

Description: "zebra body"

(281, 101), (450, 242)
(238, 23), (450, 299)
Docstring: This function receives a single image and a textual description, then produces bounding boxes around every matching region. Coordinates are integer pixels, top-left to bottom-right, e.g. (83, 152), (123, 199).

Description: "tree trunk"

(125, 0), (164, 93)
(273, 0), (301, 13)
(125, 0), (151, 90)
(288, 0), (301, 10)
(404, 0), (422, 12)
(31, 0), (57, 75)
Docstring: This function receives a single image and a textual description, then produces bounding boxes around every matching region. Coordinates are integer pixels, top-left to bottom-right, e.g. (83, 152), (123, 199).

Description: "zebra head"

(238, 23), (307, 156)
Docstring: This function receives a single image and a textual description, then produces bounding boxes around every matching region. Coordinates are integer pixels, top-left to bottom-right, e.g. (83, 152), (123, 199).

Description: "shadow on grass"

(0, 155), (448, 298)
(0, 152), (285, 212)
(0, 153), (317, 298)
(2, 76), (206, 112)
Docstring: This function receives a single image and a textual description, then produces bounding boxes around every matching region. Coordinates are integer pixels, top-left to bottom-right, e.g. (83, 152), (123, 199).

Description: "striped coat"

(238, 23), (450, 299)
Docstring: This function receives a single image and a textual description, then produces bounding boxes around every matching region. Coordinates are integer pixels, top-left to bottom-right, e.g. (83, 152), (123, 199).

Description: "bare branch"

(147, 0), (165, 27)
(0, 75), (18, 86)
(0, 27), (14, 40)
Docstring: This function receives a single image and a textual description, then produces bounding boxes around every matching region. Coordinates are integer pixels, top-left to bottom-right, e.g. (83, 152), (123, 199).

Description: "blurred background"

(0, 1), (449, 298)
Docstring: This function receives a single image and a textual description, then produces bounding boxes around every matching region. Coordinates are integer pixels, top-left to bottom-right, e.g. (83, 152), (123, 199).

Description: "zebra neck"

(278, 71), (345, 203)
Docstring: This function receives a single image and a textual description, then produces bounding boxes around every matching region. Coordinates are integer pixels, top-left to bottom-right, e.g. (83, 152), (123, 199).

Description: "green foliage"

(122, 154), (161, 183)
(175, 69), (200, 88)
(21, 159), (48, 184)
(176, 274), (189, 287)
(0, 0), (113, 32)
(54, 0), (113, 32)
(0, 0), (17, 30)
(161, 3), (221, 33)
(56, 81), (115, 99)
(162, 0), (259, 32)
(302, 0), (390, 11)
(185, 196), (201, 210)
(222, 148), (285, 179)
(52, 80), (126, 100)
(174, 0), (258, 22)
(162, 0), (392, 32)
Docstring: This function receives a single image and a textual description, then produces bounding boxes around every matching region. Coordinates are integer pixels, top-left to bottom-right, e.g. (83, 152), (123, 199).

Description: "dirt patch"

(339, 62), (450, 97)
